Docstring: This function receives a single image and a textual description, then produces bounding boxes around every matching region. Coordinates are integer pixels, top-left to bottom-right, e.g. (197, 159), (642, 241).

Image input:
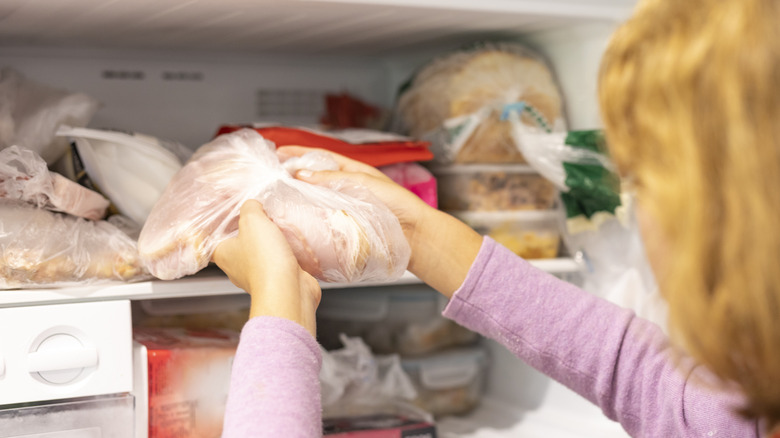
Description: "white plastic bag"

(0, 145), (109, 220)
(320, 334), (429, 421)
(56, 126), (186, 226)
(0, 200), (150, 289)
(508, 120), (666, 328)
(0, 68), (99, 164)
(138, 129), (411, 283)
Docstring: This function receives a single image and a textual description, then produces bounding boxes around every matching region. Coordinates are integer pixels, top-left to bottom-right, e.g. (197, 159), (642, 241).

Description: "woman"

(215, 0), (780, 436)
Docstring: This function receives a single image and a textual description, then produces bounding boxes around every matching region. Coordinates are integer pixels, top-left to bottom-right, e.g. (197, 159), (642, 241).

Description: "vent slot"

(102, 70), (145, 80)
(256, 89), (324, 119)
(162, 71), (204, 81)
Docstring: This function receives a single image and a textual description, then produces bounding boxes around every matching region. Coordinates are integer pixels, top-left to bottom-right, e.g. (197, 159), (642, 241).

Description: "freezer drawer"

(0, 393), (134, 438)
(0, 300), (133, 406)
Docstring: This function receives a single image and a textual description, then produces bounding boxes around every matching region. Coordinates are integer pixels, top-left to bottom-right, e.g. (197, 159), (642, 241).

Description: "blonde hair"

(599, 0), (780, 427)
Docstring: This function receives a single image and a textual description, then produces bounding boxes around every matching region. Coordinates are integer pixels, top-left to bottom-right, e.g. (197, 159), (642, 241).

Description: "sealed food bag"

(0, 200), (149, 289)
(0, 145), (109, 220)
(138, 129), (411, 283)
(395, 42), (566, 165)
(56, 126), (186, 226)
(0, 68), (100, 165)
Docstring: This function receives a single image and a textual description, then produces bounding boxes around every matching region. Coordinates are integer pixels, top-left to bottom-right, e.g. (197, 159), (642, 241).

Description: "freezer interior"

(0, 1), (649, 436)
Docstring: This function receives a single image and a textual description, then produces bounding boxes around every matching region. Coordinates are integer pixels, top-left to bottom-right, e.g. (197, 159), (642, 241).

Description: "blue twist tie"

(500, 101), (527, 121)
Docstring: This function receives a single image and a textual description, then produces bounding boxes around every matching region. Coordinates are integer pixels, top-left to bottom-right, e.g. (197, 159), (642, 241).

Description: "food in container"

(317, 285), (478, 356)
(431, 164), (557, 211)
(451, 210), (562, 259)
(401, 346), (488, 417)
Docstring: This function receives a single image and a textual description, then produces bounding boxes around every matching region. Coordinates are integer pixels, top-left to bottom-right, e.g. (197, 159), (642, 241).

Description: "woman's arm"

(445, 237), (760, 437)
(212, 200), (323, 437)
(279, 146), (760, 437)
(222, 316), (322, 437)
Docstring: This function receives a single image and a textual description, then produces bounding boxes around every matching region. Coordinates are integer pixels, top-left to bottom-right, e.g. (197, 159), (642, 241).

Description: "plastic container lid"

(427, 163), (537, 175)
(451, 209), (560, 224)
(402, 347), (487, 390)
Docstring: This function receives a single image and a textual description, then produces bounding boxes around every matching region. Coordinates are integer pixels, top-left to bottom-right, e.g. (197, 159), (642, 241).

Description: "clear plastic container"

(316, 285), (478, 356)
(452, 210), (562, 259)
(430, 164), (557, 211)
(401, 346), (488, 417)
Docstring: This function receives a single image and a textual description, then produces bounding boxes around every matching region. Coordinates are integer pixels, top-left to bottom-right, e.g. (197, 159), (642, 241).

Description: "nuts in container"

(452, 210), (562, 259)
(431, 164), (557, 211)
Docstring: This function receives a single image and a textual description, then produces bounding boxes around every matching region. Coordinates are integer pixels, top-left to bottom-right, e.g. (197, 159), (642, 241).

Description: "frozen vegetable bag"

(138, 129), (410, 283)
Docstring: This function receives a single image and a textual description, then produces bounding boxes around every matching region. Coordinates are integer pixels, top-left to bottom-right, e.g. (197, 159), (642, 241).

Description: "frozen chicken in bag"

(0, 145), (109, 220)
(138, 129), (410, 283)
(0, 200), (149, 289)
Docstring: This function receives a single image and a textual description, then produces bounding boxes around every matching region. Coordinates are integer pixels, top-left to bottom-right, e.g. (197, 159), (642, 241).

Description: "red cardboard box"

(133, 327), (239, 438)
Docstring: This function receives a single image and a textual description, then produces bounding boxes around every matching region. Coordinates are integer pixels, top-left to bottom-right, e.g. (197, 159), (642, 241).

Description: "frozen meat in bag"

(0, 145), (109, 220)
(0, 200), (149, 289)
(138, 129), (410, 283)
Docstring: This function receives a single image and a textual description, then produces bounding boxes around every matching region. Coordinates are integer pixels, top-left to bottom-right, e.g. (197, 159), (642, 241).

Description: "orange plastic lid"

(215, 125), (432, 167)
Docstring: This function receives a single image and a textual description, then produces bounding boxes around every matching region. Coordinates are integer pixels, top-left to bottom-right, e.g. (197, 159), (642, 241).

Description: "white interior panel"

(0, 47), (389, 148)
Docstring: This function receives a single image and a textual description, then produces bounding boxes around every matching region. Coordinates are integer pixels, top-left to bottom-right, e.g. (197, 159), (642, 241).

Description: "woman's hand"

(277, 145), (483, 297)
(279, 145), (429, 244)
(212, 200), (321, 337)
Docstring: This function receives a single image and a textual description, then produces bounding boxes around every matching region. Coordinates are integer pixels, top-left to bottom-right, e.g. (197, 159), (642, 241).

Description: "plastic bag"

(0, 200), (150, 289)
(56, 126), (186, 226)
(0, 68), (99, 165)
(0, 145), (109, 220)
(320, 334), (430, 422)
(395, 42), (566, 165)
(138, 129), (411, 283)
(508, 119), (665, 328)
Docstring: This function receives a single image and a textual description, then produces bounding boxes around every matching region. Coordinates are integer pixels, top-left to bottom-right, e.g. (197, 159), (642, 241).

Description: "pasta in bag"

(0, 200), (149, 289)
(138, 129), (411, 283)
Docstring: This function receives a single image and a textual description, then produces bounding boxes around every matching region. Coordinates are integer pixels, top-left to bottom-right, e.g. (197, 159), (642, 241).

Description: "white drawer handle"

(28, 347), (98, 373)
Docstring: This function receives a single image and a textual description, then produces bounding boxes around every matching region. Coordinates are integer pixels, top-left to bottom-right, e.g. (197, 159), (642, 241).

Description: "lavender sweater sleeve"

(222, 316), (322, 438)
(443, 237), (762, 438)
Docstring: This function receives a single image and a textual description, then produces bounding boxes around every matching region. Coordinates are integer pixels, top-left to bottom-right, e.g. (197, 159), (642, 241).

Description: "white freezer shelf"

(0, 258), (580, 307)
(438, 397), (630, 438)
(0, 0), (632, 55)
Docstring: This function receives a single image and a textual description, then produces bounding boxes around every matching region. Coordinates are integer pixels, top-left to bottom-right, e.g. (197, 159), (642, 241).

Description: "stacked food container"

(316, 285), (489, 418)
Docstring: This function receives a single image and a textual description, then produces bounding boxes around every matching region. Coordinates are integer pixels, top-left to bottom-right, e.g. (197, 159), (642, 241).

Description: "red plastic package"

(320, 92), (384, 129)
(215, 125), (432, 168)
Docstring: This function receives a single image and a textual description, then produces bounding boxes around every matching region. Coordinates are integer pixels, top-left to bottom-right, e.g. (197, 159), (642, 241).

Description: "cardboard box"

(133, 327), (239, 438)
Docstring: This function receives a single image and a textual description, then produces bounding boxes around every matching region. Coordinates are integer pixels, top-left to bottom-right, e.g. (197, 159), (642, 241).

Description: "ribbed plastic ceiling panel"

(0, 0), (633, 54)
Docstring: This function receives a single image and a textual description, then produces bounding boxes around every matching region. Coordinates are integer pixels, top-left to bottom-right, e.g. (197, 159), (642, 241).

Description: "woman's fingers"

(294, 168), (384, 188)
(277, 145), (388, 179)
